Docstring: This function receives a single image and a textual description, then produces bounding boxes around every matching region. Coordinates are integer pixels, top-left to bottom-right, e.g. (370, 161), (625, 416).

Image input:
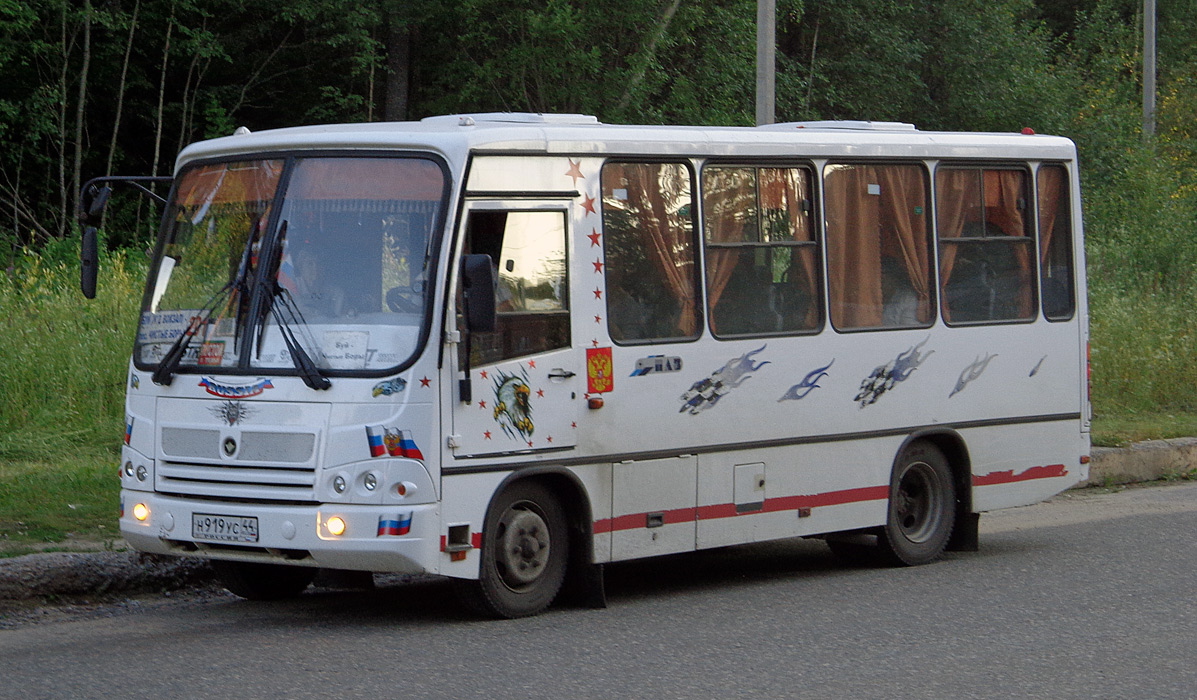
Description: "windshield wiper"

(268, 285), (331, 390)
(150, 284), (232, 386)
(151, 221), (259, 386)
(256, 221), (330, 391)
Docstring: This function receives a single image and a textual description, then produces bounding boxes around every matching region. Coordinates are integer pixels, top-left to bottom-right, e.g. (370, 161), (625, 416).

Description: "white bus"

(86, 113), (1090, 617)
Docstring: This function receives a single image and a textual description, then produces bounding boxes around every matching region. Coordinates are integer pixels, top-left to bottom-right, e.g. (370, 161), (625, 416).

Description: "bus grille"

(156, 460), (318, 502)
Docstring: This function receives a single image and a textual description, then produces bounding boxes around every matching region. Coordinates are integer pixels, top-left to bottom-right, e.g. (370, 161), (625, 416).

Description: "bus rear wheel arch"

(878, 440), (956, 565)
(826, 440), (957, 567)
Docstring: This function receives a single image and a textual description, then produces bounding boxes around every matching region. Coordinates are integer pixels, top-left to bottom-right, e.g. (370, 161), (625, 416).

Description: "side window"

(703, 165), (820, 336)
(601, 161), (700, 343)
(937, 167), (1036, 324)
(824, 163), (934, 330)
(1037, 164), (1076, 321)
(460, 210), (570, 366)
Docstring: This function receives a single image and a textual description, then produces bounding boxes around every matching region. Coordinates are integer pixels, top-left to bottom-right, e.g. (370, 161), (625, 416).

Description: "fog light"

(364, 473), (377, 491)
(132, 503), (150, 521)
(333, 475), (346, 493)
(124, 461), (134, 477)
(136, 464), (148, 482)
(326, 516), (347, 536)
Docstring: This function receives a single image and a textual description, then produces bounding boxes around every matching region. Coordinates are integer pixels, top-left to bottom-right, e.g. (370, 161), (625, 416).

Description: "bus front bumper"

(119, 491), (442, 575)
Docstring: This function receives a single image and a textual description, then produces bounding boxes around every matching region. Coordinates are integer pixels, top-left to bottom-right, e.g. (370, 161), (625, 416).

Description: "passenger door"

(450, 202), (580, 457)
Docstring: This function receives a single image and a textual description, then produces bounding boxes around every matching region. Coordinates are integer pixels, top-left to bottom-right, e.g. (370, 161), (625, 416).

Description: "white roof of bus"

(175, 112), (1077, 172)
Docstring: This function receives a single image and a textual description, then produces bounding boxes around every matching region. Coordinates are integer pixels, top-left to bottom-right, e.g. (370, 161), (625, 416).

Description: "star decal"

(595, 314), (602, 324)
(591, 339), (599, 347)
(527, 440), (534, 447)
(581, 194), (597, 215)
(565, 159), (584, 186)
(480, 370), (488, 379)
(546, 436), (553, 443)
(479, 400), (487, 409)
(593, 259), (604, 274)
(528, 359), (536, 368)
(587, 229), (602, 247)
(571, 421), (577, 428)
(419, 376), (431, 387)
(593, 287), (603, 300)
(484, 431), (492, 440)
(536, 388), (545, 397)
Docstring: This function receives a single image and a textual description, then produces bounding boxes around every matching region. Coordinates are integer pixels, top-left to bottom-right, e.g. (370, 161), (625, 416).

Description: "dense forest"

(1, 0), (1193, 252)
(2, 0), (1197, 432)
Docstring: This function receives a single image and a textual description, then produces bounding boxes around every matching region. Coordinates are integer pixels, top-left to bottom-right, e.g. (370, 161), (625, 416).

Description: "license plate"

(192, 513), (259, 543)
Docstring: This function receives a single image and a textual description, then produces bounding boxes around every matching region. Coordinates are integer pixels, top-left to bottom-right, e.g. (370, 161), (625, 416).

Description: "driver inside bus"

(293, 246), (347, 316)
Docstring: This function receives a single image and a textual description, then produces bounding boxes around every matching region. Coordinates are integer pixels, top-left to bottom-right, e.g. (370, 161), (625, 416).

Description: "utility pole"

(1144, 0), (1156, 138)
(756, 0), (776, 126)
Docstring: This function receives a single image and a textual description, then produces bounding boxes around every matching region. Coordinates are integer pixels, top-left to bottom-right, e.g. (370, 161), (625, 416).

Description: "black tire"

(878, 441), (956, 566)
(211, 560), (317, 601)
(455, 481), (569, 619)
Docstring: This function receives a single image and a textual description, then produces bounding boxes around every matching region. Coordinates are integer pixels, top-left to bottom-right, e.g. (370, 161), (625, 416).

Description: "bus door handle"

(547, 369), (576, 380)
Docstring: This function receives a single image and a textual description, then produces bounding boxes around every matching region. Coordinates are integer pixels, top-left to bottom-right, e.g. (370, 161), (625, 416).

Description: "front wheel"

(211, 560), (317, 600)
(455, 481), (568, 618)
(878, 441), (956, 566)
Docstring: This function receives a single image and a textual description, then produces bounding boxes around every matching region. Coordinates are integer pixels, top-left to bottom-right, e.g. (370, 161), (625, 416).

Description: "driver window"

(460, 210), (570, 366)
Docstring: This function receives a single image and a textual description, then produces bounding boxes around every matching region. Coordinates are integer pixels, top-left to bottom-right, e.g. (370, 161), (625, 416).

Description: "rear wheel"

(211, 560), (317, 600)
(456, 481), (568, 618)
(878, 441), (956, 566)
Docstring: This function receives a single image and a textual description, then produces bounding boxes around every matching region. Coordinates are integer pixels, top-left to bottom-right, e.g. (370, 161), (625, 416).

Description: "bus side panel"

(695, 441), (892, 550)
(965, 421), (1087, 512)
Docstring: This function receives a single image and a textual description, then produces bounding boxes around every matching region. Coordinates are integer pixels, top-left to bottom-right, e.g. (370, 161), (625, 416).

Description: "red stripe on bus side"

(593, 485), (889, 535)
(972, 464), (1067, 486)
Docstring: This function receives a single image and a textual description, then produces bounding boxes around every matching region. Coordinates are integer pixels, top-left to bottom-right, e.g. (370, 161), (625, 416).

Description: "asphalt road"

(1, 483), (1193, 700)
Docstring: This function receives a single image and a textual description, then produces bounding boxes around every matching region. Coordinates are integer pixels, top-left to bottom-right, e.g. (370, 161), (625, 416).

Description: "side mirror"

(461, 253), (497, 333)
(79, 184), (111, 227)
(81, 225), (98, 299)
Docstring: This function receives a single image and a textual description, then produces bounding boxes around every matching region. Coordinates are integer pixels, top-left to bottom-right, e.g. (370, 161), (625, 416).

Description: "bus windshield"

(136, 155), (447, 376)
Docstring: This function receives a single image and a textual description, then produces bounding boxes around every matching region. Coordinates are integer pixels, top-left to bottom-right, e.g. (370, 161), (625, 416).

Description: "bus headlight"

(132, 503), (150, 521)
(363, 473), (377, 491)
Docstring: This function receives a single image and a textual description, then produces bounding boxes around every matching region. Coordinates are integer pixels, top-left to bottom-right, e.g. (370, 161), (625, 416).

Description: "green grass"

(0, 451), (123, 557)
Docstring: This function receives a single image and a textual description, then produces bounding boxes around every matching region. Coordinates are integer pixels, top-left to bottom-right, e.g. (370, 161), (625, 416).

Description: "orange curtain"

(986, 170), (1033, 317)
(623, 163), (699, 336)
(1037, 165), (1066, 264)
(935, 169), (976, 323)
(703, 168), (752, 320)
(762, 168), (818, 326)
(825, 165), (882, 328)
(877, 166), (931, 322)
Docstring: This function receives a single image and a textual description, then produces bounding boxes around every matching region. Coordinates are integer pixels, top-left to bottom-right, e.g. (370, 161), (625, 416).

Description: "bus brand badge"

(198, 377), (274, 399)
(630, 355), (682, 376)
(211, 400), (253, 426)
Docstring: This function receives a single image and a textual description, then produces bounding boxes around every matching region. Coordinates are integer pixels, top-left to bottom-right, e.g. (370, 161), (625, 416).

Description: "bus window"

(1037, 164), (1075, 321)
(601, 161), (700, 344)
(460, 210), (570, 366)
(824, 163), (934, 331)
(702, 166), (820, 337)
(937, 167), (1035, 324)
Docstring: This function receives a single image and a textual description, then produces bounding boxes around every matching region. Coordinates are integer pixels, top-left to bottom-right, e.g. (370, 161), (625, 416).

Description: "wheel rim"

(494, 501), (552, 591)
(894, 460), (944, 544)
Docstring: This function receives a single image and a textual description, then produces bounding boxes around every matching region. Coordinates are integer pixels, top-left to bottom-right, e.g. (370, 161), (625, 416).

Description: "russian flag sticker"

(365, 425), (386, 457)
(399, 431), (425, 461)
(377, 513), (413, 536)
(124, 416), (134, 445)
